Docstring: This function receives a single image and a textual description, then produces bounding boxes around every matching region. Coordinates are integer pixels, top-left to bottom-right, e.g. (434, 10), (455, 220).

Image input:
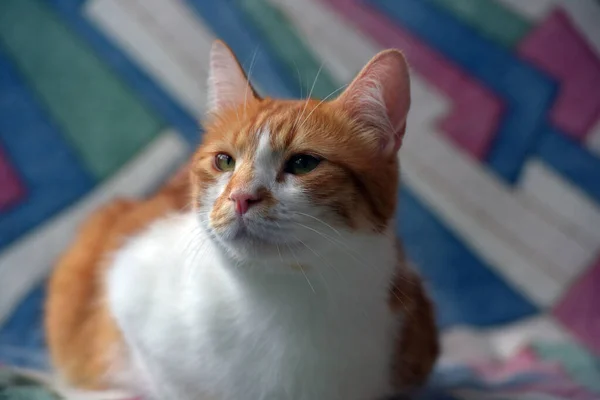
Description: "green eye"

(215, 153), (235, 171)
(284, 154), (321, 175)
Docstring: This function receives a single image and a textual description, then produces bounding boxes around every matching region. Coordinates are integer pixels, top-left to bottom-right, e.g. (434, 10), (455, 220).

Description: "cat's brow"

(265, 103), (304, 151)
(253, 126), (280, 185)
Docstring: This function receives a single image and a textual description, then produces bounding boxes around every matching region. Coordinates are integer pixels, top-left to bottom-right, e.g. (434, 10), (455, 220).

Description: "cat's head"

(191, 41), (410, 261)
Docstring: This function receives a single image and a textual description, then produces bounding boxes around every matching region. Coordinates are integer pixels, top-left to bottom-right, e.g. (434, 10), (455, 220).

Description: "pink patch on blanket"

(472, 347), (562, 381)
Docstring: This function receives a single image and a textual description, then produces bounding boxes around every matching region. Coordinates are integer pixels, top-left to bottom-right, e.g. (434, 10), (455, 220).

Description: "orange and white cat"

(46, 41), (438, 400)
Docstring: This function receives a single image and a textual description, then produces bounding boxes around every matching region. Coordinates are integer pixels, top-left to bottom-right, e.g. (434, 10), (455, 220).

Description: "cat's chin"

(212, 226), (289, 262)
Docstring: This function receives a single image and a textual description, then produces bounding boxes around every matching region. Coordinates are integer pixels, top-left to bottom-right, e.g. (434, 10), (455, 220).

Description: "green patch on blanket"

(0, 368), (63, 399)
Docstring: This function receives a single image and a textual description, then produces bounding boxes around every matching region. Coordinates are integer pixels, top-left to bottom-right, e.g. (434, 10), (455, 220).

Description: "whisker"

(296, 83), (347, 132)
(307, 63), (323, 102)
(179, 215), (208, 256)
(295, 63), (324, 129)
(243, 47), (259, 119)
(292, 221), (401, 280)
(276, 243), (284, 263)
(181, 226), (203, 258)
(298, 264), (315, 294)
(293, 222), (358, 257)
(291, 212), (341, 237)
(291, 237), (380, 328)
(183, 232), (209, 284)
(292, 235), (331, 291)
(287, 243), (315, 293)
(292, 221), (413, 284)
(292, 59), (303, 100)
(293, 222), (369, 272)
(389, 282), (409, 309)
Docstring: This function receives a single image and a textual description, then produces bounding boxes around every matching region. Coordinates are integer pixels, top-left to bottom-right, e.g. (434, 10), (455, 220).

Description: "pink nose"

(230, 191), (263, 215)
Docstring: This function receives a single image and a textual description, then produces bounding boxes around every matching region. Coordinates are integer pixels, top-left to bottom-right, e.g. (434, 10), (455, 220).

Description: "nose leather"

(230, 191), (263, 215)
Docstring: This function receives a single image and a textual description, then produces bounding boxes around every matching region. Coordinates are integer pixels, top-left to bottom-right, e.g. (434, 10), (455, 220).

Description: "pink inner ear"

(207, 41), (256, 114)
(336, 50), (411, 153)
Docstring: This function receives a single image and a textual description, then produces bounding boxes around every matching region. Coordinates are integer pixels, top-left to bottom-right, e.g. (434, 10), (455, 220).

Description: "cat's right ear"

(207, 40), (260, 115)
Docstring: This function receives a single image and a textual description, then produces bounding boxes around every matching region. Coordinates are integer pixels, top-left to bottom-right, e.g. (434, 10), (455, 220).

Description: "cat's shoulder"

(107, 211), (197, 278)
(105, 212), (199, 309)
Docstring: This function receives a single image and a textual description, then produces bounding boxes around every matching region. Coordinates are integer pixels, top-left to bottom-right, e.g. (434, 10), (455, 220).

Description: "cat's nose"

(230, 191), (263, 215)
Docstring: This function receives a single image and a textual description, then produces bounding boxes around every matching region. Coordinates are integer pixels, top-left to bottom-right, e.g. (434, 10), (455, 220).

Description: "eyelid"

(287, 152), (324, 161)
(214, 150), (234, 158)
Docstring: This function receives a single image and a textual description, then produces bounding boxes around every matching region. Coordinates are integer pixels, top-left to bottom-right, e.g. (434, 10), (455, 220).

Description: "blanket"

(1, 0), (600, 398)
(2, 340), (599, 399)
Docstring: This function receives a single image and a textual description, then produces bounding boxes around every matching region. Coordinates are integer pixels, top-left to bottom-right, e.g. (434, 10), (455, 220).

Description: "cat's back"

(45, 169), (189, 389)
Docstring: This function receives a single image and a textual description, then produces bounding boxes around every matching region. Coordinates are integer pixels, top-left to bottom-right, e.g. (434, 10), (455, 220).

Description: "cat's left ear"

(334, 49), (410, 155)
(207, 40), (260, 115)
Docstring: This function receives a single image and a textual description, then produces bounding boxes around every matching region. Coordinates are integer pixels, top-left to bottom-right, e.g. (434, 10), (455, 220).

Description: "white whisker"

(287, 243), (315, 293)
(292, 60), (303, 100)
(243, 47), (259, 119)
(276, 243), (283, 263)
(297, 83), (347, 132)
(291, 221), (402, 281)
(292, 235), (331, 291)
(307, 63), (323, 102)
(295, 63), (324, 129)
(291, 212), (341, 237)
(293, 222), (357, 256)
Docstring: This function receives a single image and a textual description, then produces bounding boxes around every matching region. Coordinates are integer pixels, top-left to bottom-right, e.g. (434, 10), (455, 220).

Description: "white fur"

(105, 125), (401, 400)
(253, 128), (279, 185)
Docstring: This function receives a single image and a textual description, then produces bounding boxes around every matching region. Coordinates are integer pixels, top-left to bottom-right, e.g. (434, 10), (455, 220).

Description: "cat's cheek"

(273, 179), (312, 213)
(295, 168), (357, 228)
(198, 174), (234, 228)
(191, 164), (219, 206)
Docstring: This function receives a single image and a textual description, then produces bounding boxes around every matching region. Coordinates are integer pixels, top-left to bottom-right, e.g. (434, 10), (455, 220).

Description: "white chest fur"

(106, 212), (399, 400)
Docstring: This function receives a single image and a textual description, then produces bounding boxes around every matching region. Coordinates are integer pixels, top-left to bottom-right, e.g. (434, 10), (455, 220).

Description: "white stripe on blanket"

(0, 131), (188, 326)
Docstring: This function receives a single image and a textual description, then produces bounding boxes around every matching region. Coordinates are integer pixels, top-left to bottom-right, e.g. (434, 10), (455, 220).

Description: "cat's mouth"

(212, 217), (298, 257)
(229, 224), (257, 242)
(213, 217), (264, 241)
(230, 223), (282, 246)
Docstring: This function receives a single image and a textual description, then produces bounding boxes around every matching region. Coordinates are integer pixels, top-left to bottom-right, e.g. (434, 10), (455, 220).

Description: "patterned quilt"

(1, 341), (600, 400)
(1, 0), (599, 398)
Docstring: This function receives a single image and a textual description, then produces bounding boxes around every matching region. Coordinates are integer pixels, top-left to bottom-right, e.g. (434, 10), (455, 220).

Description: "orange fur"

(193, 98), (399, 232)
(390, 243), (440, 390)
(45, 169), (189, 389)
(45, 42), (438, 392)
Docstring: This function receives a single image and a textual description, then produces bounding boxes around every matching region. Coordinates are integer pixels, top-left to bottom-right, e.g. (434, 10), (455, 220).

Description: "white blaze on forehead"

(253, 126), (280, 186)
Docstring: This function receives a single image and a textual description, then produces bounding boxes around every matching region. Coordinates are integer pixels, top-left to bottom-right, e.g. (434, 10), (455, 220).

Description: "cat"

(45, 40), (439, 400)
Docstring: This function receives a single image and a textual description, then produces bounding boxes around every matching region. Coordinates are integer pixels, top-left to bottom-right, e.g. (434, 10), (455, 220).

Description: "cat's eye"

(284, 154), (321, 175)
(214, 153), (235, 172)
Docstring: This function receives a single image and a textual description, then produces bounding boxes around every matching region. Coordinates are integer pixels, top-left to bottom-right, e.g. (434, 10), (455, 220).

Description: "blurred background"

(0, 0), (599, 397)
